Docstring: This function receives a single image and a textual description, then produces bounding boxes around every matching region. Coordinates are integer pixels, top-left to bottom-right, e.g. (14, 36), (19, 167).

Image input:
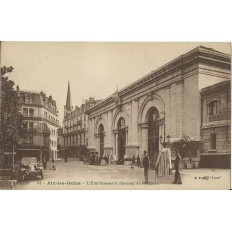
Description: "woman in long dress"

(173, 151), (182, 184)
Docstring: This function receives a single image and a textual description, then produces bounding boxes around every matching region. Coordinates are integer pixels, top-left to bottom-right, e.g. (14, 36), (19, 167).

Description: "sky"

(1, 42), (231, 123)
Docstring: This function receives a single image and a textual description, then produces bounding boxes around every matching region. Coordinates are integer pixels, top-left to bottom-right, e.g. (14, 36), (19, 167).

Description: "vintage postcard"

(0, 42), (231, 190)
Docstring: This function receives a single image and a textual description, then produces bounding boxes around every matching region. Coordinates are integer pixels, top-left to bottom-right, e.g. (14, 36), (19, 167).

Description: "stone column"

(93, 117), (97, 149)
(107, 111), (112, 145)
(170, 83), (177, 138)
(115, 133), (118, 160)
(104, 111), (113, 156)
(125, 100), (139, 158)
(175, 81), (183, 138)
(131, 100), (138, 145)
(140, 123), (148, 154)
(158, 120), (164, 151)
(165, 86), (171, 139)
(127, 103), (132, 145)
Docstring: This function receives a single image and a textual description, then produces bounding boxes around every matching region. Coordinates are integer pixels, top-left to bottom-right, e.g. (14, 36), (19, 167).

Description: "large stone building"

(200, 80), (231, 168)
(17, 88), (60, 161)
(62, 82), (100, 157)
(86, 46), (231, 165)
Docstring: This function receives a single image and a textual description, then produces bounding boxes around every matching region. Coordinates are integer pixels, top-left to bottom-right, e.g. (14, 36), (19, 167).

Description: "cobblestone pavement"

(14, 158), (231, 190)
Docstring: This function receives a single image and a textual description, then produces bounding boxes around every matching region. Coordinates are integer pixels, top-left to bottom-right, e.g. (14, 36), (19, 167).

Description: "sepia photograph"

(0, 42), (231, 190)
(1, 2), (232, 232)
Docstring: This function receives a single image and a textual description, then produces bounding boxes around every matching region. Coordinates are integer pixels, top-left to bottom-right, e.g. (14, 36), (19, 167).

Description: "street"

(14, 158), (231, 190)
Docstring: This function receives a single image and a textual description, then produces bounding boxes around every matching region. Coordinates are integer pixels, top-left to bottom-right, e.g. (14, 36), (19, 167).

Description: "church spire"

(64, 81), (72, 114)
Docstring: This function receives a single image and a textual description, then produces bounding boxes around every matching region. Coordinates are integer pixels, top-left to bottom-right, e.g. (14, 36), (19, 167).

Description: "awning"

(1, 152), (16, 155)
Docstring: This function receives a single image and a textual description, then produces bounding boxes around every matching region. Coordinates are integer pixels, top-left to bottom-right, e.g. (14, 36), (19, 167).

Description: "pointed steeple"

(64, 81), (72, 114)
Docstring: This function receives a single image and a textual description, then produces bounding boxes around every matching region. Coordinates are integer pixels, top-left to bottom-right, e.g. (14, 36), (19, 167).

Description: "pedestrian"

(142, 151), (150, 184)
(43, 155), (47, 169)
(141, 153), (144, 168)
(50, 157), (56, 171)
(90, 153), (95, 165)
(131, 154), (135, 169)
(64, 155), (68, 163)
(106, 154), (109, 164)
(131, 155), (135, 164)
(137, 155), (141, 168)
(173, 151), (182, 184)
(110, 155), (113, 164)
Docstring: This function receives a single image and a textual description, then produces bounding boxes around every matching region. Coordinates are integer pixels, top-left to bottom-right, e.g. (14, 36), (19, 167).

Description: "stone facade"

(200, 80), (231, 168)
(17, 88), (60, 161)
(86, 46), (231, 164)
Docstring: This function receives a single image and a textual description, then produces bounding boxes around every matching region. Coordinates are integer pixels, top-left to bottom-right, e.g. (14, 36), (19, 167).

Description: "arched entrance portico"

(138, 94), (165, 162)
(112, 107), (129, 162)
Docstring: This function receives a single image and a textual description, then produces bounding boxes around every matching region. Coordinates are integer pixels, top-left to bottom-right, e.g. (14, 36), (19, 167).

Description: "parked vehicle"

(83, 151), (99, 165)
(18, 157), (43, 181)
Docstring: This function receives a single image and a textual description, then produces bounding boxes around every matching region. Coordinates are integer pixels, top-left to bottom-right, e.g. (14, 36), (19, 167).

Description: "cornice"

(23, 116), (60, 127)
(20, 103), (58, 116)
(200, 80), (230, 96)
(87, 46), (230, 116)
(201, 120), (231, 129)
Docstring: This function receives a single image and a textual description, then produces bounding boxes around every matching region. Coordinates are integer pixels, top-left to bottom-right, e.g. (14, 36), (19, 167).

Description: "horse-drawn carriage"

(83, 151), (100, 165)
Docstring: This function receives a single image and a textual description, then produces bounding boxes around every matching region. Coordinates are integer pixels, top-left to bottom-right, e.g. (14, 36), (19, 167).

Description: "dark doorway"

(99, 124), (104, 157)
(147, 107), (159, 162)
(117, 117), (126, 163)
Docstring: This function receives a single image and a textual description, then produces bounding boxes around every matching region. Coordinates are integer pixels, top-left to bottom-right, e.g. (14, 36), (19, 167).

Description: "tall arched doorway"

(99, 124), (104, 157)
(117, 117), (126, 162)
(147, 107), (159, 161)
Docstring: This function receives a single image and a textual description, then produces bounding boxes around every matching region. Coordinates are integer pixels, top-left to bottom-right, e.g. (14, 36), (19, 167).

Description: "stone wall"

(86, 47), (231, 164)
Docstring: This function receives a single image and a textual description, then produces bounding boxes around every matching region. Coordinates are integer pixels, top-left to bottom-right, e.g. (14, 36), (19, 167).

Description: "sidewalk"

(12, 158), (231, 190)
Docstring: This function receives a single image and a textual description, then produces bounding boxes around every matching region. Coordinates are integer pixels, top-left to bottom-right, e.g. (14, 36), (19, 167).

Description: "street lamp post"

(159, 112), (170, 149)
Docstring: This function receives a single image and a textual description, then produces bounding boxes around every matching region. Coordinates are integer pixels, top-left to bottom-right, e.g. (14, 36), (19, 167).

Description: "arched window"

(23, 108), (28, 117)
(208, 100), (220, 115)
(29, 108), (34, 117)
(117, 117), (126, 130)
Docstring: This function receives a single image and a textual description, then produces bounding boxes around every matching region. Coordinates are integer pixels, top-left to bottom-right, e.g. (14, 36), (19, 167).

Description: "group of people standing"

(131, 152), (147, 169)
(132, 150), (182, 185)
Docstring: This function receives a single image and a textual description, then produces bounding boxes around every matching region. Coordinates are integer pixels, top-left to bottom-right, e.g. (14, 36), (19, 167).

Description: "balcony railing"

(209, 114), (226, 122)
(28, 128), (37, 134)
(44, 115), (60, 126)
(23, 113), (59, 126)
(63, 128), (86, 135)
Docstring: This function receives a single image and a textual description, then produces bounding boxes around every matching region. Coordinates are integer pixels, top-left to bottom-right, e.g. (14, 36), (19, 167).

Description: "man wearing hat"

(142, 151), (150, 184)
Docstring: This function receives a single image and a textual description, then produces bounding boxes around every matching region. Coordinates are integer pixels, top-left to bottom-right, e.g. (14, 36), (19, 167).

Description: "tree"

(170, 134), (203, 160)
(0, 66), (24, 153)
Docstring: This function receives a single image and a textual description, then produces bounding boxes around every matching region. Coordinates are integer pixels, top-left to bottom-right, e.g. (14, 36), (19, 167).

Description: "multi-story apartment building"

(57, 127), (64, 157)
(200, 80), (231, 168)
(62, 82), (100, 157)
(17, 87), (60, 161)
